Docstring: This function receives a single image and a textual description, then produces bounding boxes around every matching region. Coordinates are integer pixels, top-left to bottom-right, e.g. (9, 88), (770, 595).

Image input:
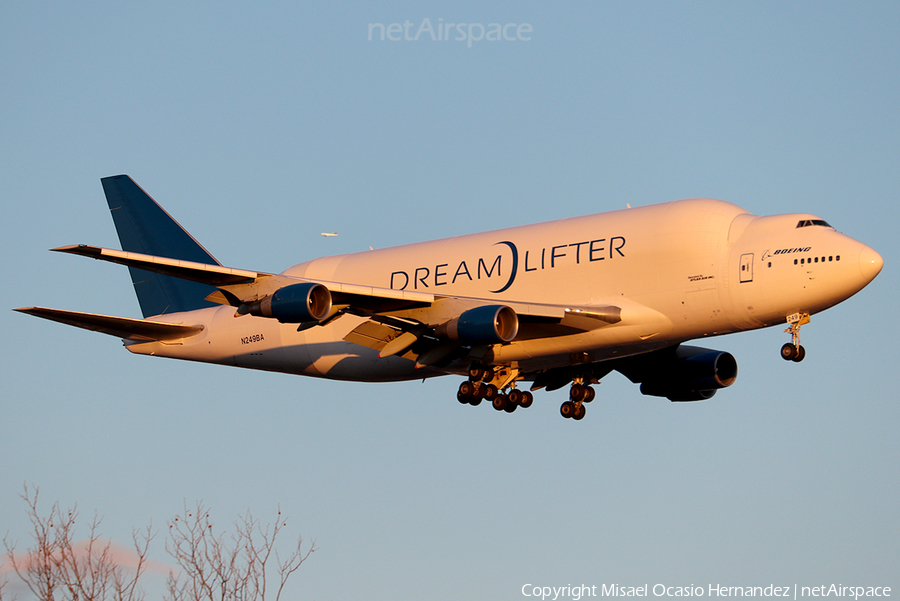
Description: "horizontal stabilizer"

(15, 307), (204, 341)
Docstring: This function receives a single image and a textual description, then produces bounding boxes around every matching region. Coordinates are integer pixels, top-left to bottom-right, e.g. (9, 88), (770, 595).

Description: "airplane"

(320, 232), (338, 237)
(15, 175), (883, 420)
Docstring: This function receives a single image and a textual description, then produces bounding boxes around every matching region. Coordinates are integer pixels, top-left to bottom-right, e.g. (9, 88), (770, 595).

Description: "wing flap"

(15, 307), (204, 341)
(342, 321), (401, 351)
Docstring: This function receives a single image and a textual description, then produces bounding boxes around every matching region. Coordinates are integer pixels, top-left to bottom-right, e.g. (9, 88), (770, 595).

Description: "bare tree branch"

(3, 485), (152, 601)
(3, 487), (313, 601)
(164, 502), (315, 601)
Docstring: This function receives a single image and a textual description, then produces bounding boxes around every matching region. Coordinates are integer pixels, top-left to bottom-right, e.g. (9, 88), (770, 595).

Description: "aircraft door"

(740, 253), (754, 283)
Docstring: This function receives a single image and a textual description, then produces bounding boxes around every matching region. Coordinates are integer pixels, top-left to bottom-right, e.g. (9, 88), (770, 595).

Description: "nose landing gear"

(781, 312), (810, 362)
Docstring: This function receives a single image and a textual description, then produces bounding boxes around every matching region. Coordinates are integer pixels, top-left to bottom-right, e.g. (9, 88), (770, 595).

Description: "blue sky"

(1, 2), (897, 599)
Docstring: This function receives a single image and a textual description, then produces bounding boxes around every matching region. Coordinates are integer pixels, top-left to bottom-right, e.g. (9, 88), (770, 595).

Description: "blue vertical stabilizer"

(101, 175), (221, 317)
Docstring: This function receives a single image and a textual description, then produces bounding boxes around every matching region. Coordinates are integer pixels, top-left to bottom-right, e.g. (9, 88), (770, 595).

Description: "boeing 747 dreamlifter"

(16, 175), (883, 420)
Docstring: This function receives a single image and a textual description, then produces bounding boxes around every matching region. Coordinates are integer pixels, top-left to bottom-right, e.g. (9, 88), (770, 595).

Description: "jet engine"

(247, 282), (332, 323)
(435, 305), (519, 344)
(622, 345), (738, 402)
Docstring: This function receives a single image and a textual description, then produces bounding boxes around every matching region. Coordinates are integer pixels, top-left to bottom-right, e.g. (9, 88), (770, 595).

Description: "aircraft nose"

(858, 245), (884, 282)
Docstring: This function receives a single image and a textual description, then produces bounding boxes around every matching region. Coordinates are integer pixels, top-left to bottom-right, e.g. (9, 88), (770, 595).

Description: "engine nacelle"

(248, 283), (332, 323)
(436, 305), (519, 344)
(637, 346), (738, 402)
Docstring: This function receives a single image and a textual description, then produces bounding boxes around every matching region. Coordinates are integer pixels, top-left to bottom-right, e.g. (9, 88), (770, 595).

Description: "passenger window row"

(793, 256), (840, 265)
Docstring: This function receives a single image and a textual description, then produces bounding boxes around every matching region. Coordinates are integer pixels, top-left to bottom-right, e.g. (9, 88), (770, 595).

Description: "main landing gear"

(559, 381), (596, 421)
(457, 365), (534, 413)
(457, 364), (599, 421)
(781, 312), (810, 362)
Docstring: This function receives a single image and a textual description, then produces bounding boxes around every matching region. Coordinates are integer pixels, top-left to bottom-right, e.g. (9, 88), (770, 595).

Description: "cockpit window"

(796, 219), (832, 228)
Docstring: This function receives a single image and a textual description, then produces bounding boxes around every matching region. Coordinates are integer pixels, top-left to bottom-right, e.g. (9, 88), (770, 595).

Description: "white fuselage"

(125, 199), (882, 381)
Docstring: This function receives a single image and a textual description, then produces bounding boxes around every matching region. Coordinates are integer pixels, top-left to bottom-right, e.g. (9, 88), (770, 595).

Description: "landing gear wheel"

(582, 386), (596, 403)
(560, 401), (576, 419)
(781, 343), (798, 361)
(508, 389), (523, 406)
(457, 381), (476, 404)
(570, 384), (586, 402)
(792, 345), (806, 362)
(502, 395), (517, 413)
(467, 365), (495, 382)
(519, 391), (534, 408)
(573, 403), (586, 420)
(492, 394), (509, 412)
(482, 384), (499, 401)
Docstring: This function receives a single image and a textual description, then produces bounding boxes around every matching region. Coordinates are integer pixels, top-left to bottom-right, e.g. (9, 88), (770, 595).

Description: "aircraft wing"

(49, 244), (627, 361)
(53, 244), (435, 312)
(52, 244), (594, 321)
(340, 301), (624, 366)
(14, 307), (204, 341)
(53, 245), (260, 286)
